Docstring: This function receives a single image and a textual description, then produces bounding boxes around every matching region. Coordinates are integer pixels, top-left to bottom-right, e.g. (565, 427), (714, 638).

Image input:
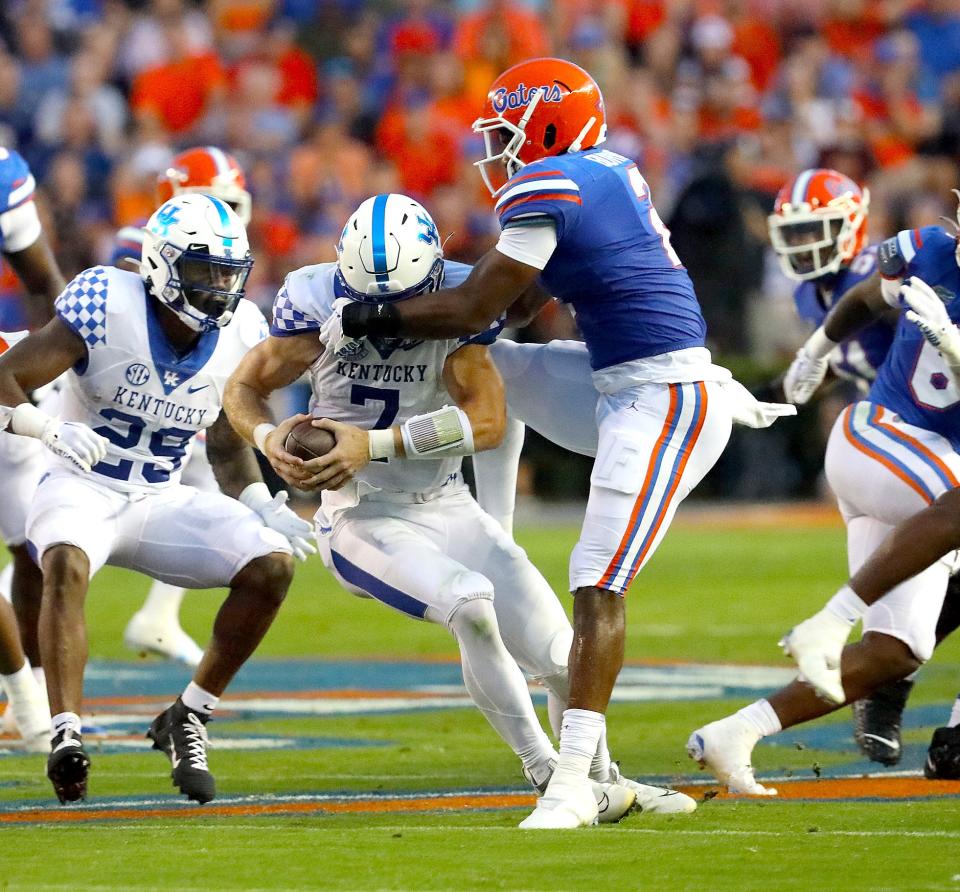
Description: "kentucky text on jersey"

(495, 147), (706, 371)
(110, 384), (210, 425)
(871, 225), (960, 449)
(335, 361), (429, 383)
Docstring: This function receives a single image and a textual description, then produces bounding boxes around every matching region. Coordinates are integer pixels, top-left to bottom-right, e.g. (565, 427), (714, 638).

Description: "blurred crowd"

(2, 0), (960, 497)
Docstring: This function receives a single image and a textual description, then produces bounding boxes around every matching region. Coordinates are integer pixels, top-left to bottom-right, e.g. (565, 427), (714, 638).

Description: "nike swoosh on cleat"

(862, 733), (900, 751)
(52, 738), (82, 754)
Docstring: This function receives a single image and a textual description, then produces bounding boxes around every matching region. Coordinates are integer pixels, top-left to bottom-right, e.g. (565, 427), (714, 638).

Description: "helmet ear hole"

(544, 124), (557, 149)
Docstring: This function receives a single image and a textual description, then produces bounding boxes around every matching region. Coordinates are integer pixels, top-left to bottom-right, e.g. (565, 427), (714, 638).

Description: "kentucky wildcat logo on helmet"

(768, 168), (870, 282)
(336, 193), (444, 303)
(141, 194), (253, 333)
(473, 57), (607, 195)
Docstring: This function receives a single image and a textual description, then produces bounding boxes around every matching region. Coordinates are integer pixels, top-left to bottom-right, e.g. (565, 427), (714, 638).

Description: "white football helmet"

(336, 193), (444, 303)
(141, 194), (253, 332)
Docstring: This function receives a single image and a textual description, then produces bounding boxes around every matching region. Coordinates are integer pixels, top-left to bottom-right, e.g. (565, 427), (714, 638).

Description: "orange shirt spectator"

(131, 50), (225, 134)
(376, 102), (461, 200)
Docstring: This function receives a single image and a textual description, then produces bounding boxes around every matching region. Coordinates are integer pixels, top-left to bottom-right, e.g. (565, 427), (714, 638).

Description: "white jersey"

(54, 265), (267, 493)
(270, 260), (493, 496)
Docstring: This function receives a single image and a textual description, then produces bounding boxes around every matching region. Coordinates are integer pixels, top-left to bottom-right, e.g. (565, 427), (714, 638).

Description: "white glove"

(902, 277), (960, 367)
(239, 482), (317, 562)
(47, 421), (111, 472)
(783, 327), (836, 405)
(722, 378), (797, 429)
(319, 297), (363, 356)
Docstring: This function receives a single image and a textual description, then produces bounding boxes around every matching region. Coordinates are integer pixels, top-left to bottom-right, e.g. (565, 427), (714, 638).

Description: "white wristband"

(239, 481), (271, 509)
(368, 428), (397, 460)
(804, 327), (837, 360)
(400, 405), (475, 458)
(253, 422), (276, 454)
(10, 403), (53, 439)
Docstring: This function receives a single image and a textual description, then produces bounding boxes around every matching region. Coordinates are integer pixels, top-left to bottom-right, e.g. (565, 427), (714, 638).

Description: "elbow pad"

(401, 405), (475, 458)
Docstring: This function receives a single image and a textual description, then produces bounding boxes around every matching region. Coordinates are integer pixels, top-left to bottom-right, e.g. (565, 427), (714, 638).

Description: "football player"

(225, 193), (698, 822)
(769, 169), (960, 764)
(112, 146), (254, 667)
(320, 59), (766, 828)
(0, 194), (313, 804)
(688, 207), (960, 794)
(0, 146), (66, 750)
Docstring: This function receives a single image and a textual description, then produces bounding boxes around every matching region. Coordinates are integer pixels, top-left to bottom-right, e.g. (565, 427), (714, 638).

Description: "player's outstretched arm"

(783, 271), (887, 404)
(0, 318), (113, 472)
(224, 333), (322, 489)
(4, 234), (66, 329)
(341, 249), (540, 341)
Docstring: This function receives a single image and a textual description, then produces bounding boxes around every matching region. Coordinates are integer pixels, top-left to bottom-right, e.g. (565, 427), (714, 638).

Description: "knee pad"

(444, 571), (495, 632)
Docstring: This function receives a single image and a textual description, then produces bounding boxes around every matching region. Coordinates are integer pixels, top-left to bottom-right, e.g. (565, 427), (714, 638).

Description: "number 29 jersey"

(270, 260), (490, 496)
(54, 265), (267, 493)
(870, 225), (960, 450)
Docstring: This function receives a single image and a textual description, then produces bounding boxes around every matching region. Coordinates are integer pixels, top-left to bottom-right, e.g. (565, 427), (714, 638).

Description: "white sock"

(589, 724), (613, 782)
(825, 585), (868, 625)
(737, 699), (782, 737)
(0, 562), (11, 603)
(182, 681), (219, 716)
(554, 708), (605, 784)
(51, 711), (82, 736)
(546, 690), (565, 740)
(472, 416), (525, 536)
(450, 599), (557, 779)
(138, 581), (187, 622)
(1, 662), (32, 701)
(948, 695), (960, 728)
(32, 666), (46, 695)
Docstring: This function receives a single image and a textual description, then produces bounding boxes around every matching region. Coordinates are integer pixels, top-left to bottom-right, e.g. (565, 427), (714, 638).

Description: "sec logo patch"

(126, 363), (151, 386)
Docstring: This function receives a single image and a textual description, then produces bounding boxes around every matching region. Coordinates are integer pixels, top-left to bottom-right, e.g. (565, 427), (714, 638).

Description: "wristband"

(239, 481), (271, 509)
(10, 402), (52, 439)
(253, 422), (276, 454)
(342, 301), (401, 339)
(804, 327), (837, 361)
(368, 428), (397, 460)
(400, 405), (475, 458)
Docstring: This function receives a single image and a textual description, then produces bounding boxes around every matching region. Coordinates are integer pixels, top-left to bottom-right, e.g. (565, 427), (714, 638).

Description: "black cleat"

(147, 698), (215, 804)
(924, 726), (960, 779)
(47, 730), (91, 804)
(851, 678), (913, 766)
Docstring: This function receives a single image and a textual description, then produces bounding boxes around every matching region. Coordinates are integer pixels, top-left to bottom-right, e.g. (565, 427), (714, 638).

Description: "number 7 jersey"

(271, 260), (493, 495)
(54, 265), (267, 493)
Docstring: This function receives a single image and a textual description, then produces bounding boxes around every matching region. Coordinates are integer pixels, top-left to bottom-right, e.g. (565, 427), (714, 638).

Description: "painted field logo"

(492, 83), (563, 114)
(125, 363), (150, 386)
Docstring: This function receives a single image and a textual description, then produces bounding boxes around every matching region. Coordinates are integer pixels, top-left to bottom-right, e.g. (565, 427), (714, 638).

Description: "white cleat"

(592, 777), (636, 824)
(779, 609), (851, 704)
(687, 716), (777, 797)
(525, 762), (634, 825)
(606, 763), (697, 814)
(519, 775), (599, 829)
(123, 612), (204, 667)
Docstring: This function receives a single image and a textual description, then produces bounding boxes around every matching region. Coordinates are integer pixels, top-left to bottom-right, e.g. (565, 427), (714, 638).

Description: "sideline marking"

(2, 776), (959, 824)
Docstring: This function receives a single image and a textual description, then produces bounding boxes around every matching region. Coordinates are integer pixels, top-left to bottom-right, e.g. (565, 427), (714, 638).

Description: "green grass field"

(2, 517), (960, 891)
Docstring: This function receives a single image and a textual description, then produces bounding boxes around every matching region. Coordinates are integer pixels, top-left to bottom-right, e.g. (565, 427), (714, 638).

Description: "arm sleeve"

(0, 200), (41, 254)
(495, 221), (558, 271)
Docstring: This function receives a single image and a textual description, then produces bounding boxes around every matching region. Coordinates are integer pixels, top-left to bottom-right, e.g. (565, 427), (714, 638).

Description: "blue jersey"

(869, 225), (960, 448)
(793, 246), (894, 387)
(495, 148), (706, 371)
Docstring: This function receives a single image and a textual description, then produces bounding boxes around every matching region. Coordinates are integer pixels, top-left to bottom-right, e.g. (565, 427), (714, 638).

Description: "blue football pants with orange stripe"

(569, 380), (732, 595)
(826, 401), (960, 661)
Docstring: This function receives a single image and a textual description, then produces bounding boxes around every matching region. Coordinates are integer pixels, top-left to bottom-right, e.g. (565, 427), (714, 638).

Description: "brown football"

(284, 419), (336, 460)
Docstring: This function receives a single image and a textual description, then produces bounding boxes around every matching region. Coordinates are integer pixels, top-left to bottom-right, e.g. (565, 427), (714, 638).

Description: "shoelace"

(179, 713), (210, 770)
